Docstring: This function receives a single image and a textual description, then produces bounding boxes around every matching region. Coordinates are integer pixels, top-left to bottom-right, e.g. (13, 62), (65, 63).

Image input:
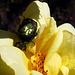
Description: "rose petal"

(0, 38), (13, 46)
(44, 29), (63, 60)
(31, 70), (43, 75)
(0, 29), (18, 45)
(26, 41), (36, 54)
(21, 1), (50, 31)
(57, 24), (75, 69)
(69, 69), (75, 75)
(58, 23), (75, 35)
(60, 66), (69, 75)
(44, 53), (62, 75)
(38, 17), (57, 54)
(22, 49), (33, 72)
(20, 1), (51, 54)
(0, 46), (29, 75)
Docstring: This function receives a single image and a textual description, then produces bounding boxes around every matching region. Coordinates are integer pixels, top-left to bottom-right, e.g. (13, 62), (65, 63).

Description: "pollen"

(31, 53), (48, 75)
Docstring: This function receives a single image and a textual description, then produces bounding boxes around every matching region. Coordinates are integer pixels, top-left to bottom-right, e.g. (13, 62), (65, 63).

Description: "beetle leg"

(22, 45), (26, 51)
(31, 41), (35, 45)
(14, 42), (21, 48)
(14, 42), (26, 51)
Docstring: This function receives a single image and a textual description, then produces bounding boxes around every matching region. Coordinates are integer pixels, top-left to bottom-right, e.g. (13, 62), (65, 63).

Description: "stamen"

(31, 53), (48, 75)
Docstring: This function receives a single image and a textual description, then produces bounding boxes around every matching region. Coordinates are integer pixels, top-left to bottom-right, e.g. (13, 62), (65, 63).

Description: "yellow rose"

(0, 1), (75, 75)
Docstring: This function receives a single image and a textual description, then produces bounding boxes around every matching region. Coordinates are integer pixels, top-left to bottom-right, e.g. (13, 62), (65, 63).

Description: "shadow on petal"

(0, 56), (15, 75)
(69, 69), (75, 75)
(0, 29), (19, 45)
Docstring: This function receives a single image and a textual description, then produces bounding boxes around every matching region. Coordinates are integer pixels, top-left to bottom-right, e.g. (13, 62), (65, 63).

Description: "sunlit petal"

(58, 23), (75, 35)
(60, 66), (69, 75)
(26, 41), (36, 54)
(38, 17), (57, 54)
(39, 1), (50, 25)
(44, 29), (63, 61)
(0, 38), (13, 46)
(0, 46), (29, 75)
(57, 24), (75, 70)
(44, 53), (62, 75)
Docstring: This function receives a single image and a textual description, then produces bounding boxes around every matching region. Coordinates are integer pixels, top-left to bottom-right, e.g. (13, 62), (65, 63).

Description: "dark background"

(0, 0), (75, 33)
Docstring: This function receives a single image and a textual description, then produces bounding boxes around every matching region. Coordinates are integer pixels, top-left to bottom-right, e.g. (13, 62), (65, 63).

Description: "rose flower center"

(30, 53), (48, 75)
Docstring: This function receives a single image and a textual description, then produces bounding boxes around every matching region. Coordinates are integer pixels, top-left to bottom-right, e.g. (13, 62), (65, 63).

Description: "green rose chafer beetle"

(15, 18), (37, 51)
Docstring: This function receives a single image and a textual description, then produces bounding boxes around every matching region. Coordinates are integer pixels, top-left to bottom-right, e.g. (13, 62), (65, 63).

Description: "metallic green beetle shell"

(18, 18), (37, 43)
